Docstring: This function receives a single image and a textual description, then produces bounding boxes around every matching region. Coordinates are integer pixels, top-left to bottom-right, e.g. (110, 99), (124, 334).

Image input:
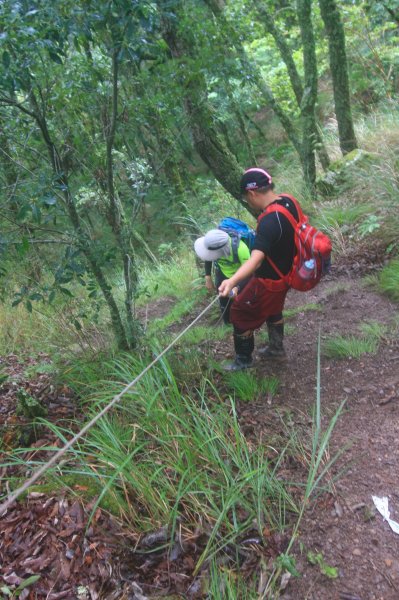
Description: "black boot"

(223, 332), (254, 371)
(258, 323), (286, 360)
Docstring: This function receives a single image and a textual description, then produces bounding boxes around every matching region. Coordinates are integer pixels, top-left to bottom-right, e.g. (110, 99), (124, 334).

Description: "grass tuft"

(323, 320), (386, 359)
(377, 258), (399, 303)
(224, 371), (280, 402)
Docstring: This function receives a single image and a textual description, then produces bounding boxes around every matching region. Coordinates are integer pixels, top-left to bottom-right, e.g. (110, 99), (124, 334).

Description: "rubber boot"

(223, 332), (254, 371)
(258, 323), (286, 360)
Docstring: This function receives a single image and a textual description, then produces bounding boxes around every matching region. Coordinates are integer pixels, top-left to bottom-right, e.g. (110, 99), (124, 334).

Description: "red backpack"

(260, 194), (332, 292)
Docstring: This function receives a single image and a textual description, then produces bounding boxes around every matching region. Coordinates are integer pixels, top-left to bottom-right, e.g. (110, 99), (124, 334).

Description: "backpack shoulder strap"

(230, 234), (239, 263)
(258, 195), (304, 282)
(260, 195), (305, 229)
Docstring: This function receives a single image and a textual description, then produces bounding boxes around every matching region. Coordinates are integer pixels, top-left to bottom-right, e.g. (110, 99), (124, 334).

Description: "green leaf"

(48, 290), (56, 304)
(17, 237), (30, 257)
(321, 563), (338, 579)
(307, 551), (338, 579)
(2, 51), (10, 69)
(26, 300), (33, 313)
(276, 553), (301, 577)
(74, 319), (82, 331)
(59, 287), (73, 297)
(14, 574), (41, 592)
(12, 298), (22, 307)
(16, 204), (32, 222)
(31, 204), (41, 224)
(48, 50), (63, 64)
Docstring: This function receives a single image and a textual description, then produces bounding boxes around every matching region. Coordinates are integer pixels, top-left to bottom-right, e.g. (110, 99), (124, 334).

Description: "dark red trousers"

(230, 277), (289, 332)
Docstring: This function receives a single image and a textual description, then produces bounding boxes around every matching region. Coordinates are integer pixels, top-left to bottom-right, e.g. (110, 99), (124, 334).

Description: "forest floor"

(1, 243), (399, 600)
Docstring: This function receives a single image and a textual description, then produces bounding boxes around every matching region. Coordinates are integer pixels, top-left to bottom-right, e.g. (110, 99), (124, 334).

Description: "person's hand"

(205, 275), (215, 292)
(218, 279), (234, 298)
(230, 286), (239, 298)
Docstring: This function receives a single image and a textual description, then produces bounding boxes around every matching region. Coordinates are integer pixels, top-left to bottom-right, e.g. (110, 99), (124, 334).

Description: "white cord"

(0, 295), (220, 515)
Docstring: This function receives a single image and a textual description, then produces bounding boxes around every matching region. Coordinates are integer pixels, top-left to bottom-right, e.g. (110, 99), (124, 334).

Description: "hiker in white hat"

(194, 229), (250, 324)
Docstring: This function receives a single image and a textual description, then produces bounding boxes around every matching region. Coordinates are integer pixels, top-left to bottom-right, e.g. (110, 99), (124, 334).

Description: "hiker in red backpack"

(219, 167), (330, 371)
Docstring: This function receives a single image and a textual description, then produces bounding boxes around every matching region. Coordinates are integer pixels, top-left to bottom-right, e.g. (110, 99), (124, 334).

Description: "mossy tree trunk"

(318, 0), (358, 154)
(297, 0), (318, 193)
(104, 48), (139, 348)
(224, 77), (257, 165)
(253, 0), (330, 172)
(202, 0), (303, 167)
(2, 92), (132, 351)
(161, 5), (251, 210)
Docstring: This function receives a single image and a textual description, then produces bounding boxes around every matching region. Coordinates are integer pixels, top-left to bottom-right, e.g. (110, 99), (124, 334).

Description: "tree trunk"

(297, 0), (318, 193)
(0, 115), (19, 211)
(7, 91), (132, 351)
(318, 0), (358, 154)
(203, 0), (303, 162)
(105, 49), (139, 348)
(225, 78), (257, 165)
(161, 8), (249, 209)
(253, 0), (330, 171)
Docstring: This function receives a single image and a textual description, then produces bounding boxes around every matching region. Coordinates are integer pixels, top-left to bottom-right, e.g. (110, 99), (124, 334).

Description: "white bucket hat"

(194, 229), (231, 261)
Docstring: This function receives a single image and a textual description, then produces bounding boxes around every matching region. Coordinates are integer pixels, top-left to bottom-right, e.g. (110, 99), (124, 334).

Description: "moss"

(316, 149), (374, 195)
(17, 474), (129, 515)
(16, 389), (47, 419)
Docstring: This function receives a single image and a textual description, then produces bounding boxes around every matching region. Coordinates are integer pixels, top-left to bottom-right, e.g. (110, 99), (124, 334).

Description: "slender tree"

(297, 0), (318, 191)
(252, 0), (330, 171)
(318, 0), (358, 154)
(0, 92), (131, 350)
(202, 0), (303, 163)
(160, 2), (248, 206)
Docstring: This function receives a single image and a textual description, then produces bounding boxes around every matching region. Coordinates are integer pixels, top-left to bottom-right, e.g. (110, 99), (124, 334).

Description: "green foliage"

(136, 253), (200, 304)
(307, 550), (338, 578)
(16, 389), (48, 419)
(0, 368), (9, 386)
(182, 324), (230, 345)
(324, 336), (377, 359)
(1, 575), (41, 599)
(343, 3), (399, 106)
(31, 355), (297, 569)
(207, 562), (258, 598)
(377, 258), (399, 302)
(224, 371), (280, 402)
(357, 214), (381, 237)
(323, 320), (385, 359)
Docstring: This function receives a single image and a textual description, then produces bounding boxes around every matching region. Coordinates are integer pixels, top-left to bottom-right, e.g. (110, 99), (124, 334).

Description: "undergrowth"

(224, 371), (280, 402)
(323, 320), (386, 359)
(1, 342), (345, 594)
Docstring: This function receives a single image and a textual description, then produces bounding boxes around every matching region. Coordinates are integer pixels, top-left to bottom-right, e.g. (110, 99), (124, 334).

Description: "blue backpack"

(218, 217), (256, 263)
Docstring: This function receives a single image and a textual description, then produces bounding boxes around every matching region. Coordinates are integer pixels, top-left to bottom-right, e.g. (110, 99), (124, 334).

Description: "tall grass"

(1, 335), (345, 594)
(15, 354), (297, 565)
(224, 371), (280, 402)
(135, 252), (200, 304)
(378, 258), (399, 302)
(323, 319), (386, 359)
(261, 334), (346, 596)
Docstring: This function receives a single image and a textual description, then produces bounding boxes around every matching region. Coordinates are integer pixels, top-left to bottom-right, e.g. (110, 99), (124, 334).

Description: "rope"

(0, 295), (220, 516)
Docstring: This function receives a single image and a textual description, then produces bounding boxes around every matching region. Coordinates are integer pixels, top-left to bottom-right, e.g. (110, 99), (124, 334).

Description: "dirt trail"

(229, 274), (399, 600)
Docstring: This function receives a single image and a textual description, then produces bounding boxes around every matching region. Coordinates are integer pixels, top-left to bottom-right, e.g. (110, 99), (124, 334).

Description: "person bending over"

(194, 228), (250, 324)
